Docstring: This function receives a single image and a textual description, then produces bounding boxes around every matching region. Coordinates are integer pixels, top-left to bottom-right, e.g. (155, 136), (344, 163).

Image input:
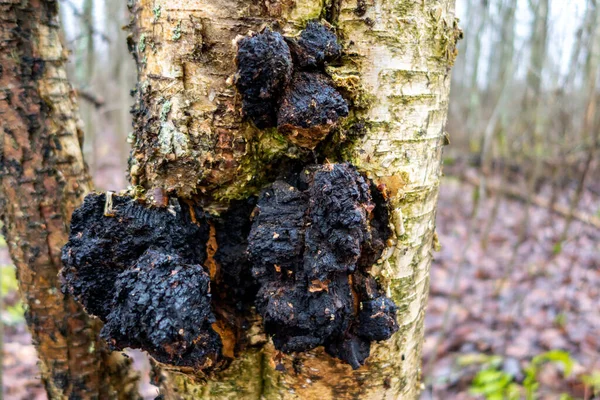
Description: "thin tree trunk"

(0, 0), (138, 398)
(517, 0), (549, 252)
(559, 1), (600, 243)
(454, 0), (471, 89)
(104, 0), (134, 168)
(465, 0), (488, 142)
(494, 0), (517, 89)
(526, 0), (549, 100)
(523, 0), (549, 152)
(127, 0), (460, 399)
(77, 0), (97, 174)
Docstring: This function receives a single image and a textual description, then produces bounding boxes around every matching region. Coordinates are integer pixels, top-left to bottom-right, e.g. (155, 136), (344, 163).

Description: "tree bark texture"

(127, 0), (460, 399)
(0, 0), (138, 398)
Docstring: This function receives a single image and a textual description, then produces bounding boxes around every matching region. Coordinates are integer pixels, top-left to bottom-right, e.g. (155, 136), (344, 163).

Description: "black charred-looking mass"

(247, 180), (307, 281)
(277, 73), (349, 148)
(61, 193), (222, 369)
(256, 274), (354, 354)
(61, 193), (209, 319)
(102, 250), (221, 368)
(61, 165), (397, 370)
(287, 21), (342, 69)
(326, 273), (398, 367)
(235, 21), (348, 147)
(355, 296), (399, 341)
(213, 197), (258, 306)
(234, 28), (293, 128)
(324, 335), (371, 371)
(304, 162), (371, 281)
(359, 181), (393, 269)
(248, 163), (399, 369)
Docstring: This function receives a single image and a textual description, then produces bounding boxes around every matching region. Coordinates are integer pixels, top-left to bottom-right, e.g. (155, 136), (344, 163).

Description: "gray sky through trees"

(456, 0), (588, 86)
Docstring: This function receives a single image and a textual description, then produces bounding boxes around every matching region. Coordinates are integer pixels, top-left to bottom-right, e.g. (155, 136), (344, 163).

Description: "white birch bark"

(127, 1), (460, 398)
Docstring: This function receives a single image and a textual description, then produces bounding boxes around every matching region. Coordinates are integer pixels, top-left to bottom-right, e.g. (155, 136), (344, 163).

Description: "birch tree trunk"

(0, 1), (138, 398)
(127, 0), (460, 399)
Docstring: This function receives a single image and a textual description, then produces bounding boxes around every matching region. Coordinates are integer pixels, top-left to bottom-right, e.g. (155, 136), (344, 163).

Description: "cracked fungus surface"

(103, 249), (220, 368)
(235, 27), (293, 129)
(248, 163), (399, 369)
(61, 194), (253, 370)
(61, 193), (210, 320)
(61, 164), (399, 371)
(235, 21), (348, 148)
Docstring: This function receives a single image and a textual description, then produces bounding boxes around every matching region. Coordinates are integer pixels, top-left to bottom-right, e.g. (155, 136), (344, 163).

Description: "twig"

(458, 173), (600, 229)
(75, 88), (104, 108)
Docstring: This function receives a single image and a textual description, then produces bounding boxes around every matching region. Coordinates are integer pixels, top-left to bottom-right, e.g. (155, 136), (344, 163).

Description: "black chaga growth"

(61, 193), (223, 370)
(248, 163), (399, 369)
(234, 28), (293, 128)
(103, 250), (221, 368)
(286, 20), (342, 69)
(213, 198), (257, 298)
(235, 21), (348, 148)
(277, 72), (348, 148)
(61, 193), (209, 319)
(61, 166), (396, 370)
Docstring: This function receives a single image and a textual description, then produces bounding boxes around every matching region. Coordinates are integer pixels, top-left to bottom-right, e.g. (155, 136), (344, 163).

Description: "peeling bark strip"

(124, 0), (459, 398)
(0, 0), (139, 398)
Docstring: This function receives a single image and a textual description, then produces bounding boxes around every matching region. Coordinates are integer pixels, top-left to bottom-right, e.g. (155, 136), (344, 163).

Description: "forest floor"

(422, 166), (600, 399)
(2, 163), (599, 399)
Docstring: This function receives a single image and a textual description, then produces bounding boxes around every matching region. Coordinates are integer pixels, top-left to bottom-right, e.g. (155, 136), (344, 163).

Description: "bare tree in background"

(447, 0), (600, 235)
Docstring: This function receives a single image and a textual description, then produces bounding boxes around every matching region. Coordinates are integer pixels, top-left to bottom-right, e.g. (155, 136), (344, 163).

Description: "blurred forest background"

(2, 0), (599, 399)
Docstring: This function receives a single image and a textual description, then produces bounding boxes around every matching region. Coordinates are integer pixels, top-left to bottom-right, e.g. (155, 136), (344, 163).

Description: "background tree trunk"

(127, 0), (460, 399)
(0, 0), (138, 398)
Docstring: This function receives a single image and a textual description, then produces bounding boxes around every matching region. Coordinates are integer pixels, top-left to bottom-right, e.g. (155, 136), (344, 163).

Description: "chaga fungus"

(61, 193), (223, 369)
(234, 28), (293, 128)
(235, 21), (348, 148)
(248, 163), (399, 369)
(255, 275), (354, 354)
(286, 20), (342, 69)
(61, 193), (209, 318)
(212, 197), (258, 308)
(102, 249), (221, 369)
(61, 166), (397, 370)
(277, 72), (349, 148)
